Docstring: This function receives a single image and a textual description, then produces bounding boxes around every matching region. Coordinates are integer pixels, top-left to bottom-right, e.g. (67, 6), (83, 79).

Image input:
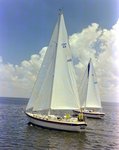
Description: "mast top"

(59, 8), (63, 14)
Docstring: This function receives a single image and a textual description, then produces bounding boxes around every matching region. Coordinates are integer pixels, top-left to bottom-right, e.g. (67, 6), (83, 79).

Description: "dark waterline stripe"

(25, 111), (87, 127)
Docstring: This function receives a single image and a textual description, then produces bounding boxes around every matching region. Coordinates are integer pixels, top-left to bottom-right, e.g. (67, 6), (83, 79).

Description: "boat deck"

(27, 112), (86, 125)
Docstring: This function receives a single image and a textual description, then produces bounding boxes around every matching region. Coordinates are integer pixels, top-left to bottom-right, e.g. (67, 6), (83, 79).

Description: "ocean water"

(0, 97), (119, 150)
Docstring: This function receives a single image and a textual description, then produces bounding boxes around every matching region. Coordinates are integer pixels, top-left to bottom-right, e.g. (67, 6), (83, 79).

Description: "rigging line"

(49, 13), (68, 112)
(48, 15), (60, 114)
(48, 43), (58, 114)
(27, 15), (60, 110)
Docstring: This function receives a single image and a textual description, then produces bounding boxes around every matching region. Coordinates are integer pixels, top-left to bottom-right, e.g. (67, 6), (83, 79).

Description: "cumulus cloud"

(0, 47), (47, 98)
(69, 20), (119, 102)
(0, 20), (119, 102)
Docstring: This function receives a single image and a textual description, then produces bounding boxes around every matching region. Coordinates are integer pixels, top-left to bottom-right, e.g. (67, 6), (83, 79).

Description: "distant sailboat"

(25, 10), (87, 131)
(73, 58), (105, 119)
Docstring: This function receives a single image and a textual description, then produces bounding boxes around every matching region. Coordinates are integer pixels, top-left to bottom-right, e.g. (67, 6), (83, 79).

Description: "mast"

(26, 11), (80, 112)
(50, 11), (80, 110)
(84, 58), (91, 110)
(48, 11), (62, 115)
(26, 12), (59, 112)
(59, 7), (64, 14)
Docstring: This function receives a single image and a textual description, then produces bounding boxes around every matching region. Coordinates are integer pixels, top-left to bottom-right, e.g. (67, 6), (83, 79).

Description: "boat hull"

(73, 110), (105, 119)
(25, 112), (87, 132)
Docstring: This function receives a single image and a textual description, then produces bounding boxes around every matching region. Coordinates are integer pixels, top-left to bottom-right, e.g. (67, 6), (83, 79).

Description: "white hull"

(73, 110), (105, 119)
(25, 112), (87, 132)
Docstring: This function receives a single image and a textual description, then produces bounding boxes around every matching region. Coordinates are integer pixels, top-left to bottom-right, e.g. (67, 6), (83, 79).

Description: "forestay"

(26, 15), (59, 111)
(26, 13), (80, 112)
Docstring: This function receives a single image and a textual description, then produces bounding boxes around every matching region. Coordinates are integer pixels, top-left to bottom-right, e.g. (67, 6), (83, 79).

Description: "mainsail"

(79, 58), (101, 109)
(26, 12), (80, 112)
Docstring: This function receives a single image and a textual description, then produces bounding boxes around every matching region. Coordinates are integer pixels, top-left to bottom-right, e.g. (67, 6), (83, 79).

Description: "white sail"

(79, 66), (89, 108)
(26, 13), (80, 111)
(79, 59), (101, 109)
(51, 13), (80, 110)
(26, 15), (59, 111)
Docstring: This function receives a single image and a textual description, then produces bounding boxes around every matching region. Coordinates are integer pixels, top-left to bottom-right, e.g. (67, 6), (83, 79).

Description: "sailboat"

(73, 58), (105, 119)
(24, 10), (87, 132)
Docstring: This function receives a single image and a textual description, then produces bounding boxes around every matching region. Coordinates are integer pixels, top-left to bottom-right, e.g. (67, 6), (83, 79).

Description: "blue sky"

(0, 0), (118, 66)
(0, 0), (119, 102)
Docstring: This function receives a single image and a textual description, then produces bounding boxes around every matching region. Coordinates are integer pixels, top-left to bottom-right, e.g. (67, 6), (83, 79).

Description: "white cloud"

(0, 47), (47, 98)
(69, 19), (119, 102)
(0, 21), (119, 103)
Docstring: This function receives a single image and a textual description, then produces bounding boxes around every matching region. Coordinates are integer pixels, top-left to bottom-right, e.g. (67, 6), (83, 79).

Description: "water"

(0, 97), (119, 150)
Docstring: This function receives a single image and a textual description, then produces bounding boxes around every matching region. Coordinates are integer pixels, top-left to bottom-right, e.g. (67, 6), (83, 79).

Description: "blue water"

(0, 97), (119, 149)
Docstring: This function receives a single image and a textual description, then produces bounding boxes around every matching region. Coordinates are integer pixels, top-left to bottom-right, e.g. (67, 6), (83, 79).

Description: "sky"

(0, 0), (119, 102)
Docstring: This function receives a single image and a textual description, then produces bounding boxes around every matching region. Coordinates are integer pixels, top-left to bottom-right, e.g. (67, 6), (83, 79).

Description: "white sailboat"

(25, 10), (87, 132)
(73, 58), (105, 119)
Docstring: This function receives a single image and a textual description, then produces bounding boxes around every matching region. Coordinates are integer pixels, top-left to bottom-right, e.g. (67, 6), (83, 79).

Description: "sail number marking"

(67, 59), (72, 62)
(61, 43), (67, 48)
